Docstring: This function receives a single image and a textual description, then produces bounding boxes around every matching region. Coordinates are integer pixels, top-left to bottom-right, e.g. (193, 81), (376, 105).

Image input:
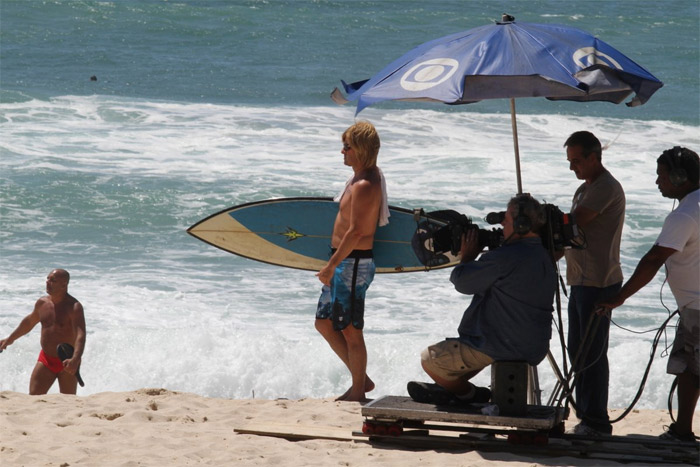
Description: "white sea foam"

(1, 95), (698, 410)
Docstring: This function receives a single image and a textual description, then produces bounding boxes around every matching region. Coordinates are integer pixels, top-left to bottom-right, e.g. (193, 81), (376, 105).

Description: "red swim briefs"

(38, 349), (64, 374)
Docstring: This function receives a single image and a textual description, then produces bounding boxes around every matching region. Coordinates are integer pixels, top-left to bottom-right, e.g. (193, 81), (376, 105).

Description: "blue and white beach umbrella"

(332, 14), (663, 193)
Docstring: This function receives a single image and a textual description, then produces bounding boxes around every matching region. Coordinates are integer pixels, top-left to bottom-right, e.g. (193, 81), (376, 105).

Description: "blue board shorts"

(316, 251), (375, 331)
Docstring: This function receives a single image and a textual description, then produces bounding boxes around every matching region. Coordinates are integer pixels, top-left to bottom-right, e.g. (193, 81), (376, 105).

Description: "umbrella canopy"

(332, 14), (663, 193)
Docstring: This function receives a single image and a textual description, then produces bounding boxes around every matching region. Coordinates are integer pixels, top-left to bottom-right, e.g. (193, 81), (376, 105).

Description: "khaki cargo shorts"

(421, 339), (494, 382)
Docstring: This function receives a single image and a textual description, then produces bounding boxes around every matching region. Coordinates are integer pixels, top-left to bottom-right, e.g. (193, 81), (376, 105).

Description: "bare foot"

(340, 392), (371, 403)
(336, 377), (375, 401)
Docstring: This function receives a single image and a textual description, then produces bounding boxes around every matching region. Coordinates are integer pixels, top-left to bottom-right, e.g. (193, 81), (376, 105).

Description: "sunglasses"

(343, 143), (353, 151)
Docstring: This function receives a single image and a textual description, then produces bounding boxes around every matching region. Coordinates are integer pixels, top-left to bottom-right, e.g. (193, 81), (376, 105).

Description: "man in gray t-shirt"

(563, 131), (625, 437)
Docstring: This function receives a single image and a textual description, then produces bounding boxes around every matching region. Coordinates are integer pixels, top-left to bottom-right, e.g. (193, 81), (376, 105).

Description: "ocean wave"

(1, 95), (697, 408)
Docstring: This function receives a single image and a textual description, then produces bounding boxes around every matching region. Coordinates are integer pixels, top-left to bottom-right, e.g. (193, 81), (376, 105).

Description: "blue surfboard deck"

(187, 197), (455, 273)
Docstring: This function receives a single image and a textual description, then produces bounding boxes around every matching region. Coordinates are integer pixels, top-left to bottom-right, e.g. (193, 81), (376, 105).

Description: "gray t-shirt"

(565, 169), (625, 288)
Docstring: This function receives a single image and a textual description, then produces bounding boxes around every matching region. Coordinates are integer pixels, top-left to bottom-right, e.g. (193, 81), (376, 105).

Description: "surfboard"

(187, 197), (457, 273)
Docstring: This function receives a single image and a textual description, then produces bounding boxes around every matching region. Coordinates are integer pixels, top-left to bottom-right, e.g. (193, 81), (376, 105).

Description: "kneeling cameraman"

(409, 194), (556, 405)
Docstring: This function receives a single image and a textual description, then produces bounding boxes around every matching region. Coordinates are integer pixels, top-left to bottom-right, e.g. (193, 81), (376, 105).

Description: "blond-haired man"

(315, 121), (389, 402)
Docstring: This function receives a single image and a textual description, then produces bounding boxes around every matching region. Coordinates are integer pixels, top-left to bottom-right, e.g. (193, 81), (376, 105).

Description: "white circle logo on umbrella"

(573, 47), (623, 70)
(400, 58), (460, 91)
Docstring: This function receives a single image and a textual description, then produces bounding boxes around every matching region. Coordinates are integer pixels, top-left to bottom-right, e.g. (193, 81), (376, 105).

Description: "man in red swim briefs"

(0, 269), (86, 395)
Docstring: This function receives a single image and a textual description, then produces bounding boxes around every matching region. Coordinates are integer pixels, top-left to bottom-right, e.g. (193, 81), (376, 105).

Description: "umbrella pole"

(510, 98), (523, 194)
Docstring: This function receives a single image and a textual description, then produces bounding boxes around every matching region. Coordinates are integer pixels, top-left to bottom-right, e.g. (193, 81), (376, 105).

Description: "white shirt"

(655, 189), (700, 310)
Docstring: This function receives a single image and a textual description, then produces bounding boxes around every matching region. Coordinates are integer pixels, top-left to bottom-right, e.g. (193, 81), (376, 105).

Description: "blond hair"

(342, 120), (380, 169)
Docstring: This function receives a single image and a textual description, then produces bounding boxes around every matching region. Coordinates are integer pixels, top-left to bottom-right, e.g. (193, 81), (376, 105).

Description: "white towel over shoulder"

(334, 167), (390, 227)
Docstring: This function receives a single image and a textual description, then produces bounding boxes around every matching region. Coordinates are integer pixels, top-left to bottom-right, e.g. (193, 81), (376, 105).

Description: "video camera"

(411, 209), (504, 268)
(542, 203), (581, 251)
(411, 204), (581, 268)
(484, 203), (580, 252)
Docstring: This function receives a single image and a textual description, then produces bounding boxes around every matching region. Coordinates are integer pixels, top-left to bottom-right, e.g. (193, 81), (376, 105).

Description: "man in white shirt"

(600, 146), (699, 443)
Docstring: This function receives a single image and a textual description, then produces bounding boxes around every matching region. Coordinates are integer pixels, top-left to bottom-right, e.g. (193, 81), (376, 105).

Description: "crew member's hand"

(460, 229), (483, 263)
(316, 264), (334, 286)
(0, 338), (11, 353)
(595, 295), (624, 316)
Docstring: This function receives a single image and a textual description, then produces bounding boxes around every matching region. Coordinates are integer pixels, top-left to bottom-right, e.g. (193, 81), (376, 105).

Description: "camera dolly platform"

(360, 395), (567, 440)
(356, 396), (699, 465)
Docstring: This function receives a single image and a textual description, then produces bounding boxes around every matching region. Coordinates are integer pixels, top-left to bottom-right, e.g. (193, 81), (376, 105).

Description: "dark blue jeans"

(567, 283), (621, 433)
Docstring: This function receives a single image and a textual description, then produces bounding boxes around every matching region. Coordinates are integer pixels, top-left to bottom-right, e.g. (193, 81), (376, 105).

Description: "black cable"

(607, 309), (679, 423)
(558, 291), (680, 426)
(610, 317), (675, 335)
(667, 376), (678, 424)
(571, 308), (680, 425)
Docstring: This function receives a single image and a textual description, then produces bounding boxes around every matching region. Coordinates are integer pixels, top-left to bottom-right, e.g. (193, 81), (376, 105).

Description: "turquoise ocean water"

(1, 0), (699, 413)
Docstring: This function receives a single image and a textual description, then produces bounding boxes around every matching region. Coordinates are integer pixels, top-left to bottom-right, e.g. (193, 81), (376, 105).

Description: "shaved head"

(51, 269), (70, 284)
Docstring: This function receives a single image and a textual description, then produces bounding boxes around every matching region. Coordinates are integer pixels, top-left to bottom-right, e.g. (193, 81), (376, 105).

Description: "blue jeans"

(567, 283), (621, 433)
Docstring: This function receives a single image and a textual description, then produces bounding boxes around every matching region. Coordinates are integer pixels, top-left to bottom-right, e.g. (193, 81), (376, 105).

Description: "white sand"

(1, 389), (697, 466)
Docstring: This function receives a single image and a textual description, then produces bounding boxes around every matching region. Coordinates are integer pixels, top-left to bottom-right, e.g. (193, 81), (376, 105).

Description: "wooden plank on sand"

(234, 422), (364, 442)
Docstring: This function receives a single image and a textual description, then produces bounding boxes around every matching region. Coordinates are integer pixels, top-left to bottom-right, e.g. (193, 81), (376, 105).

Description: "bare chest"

(39, 301), (73, 329)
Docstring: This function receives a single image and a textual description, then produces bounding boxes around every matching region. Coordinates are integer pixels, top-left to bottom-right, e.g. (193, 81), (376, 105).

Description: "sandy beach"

(1, 388), (697, 466)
